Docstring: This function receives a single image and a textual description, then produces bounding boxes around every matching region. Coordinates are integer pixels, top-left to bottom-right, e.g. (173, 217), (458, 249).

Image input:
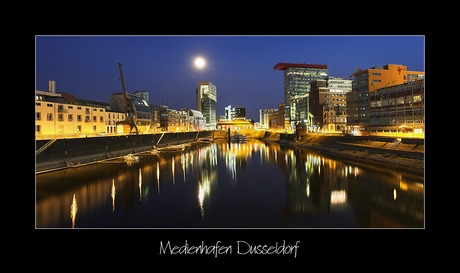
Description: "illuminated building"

(196, 81), (217, 130)
(274, 63), (328, 129)
(259, 108), (276, 129)
(323, 104), (347, 132)
(369, 79), (424, 138)
(309, 77), (351, 129)
(35, 90), (125, 138)
(158, 105), (188, 132)
(268, 103), (288, 130)
(110, 92), (152, 126)
(223, 105), (246, 121)
(217, 119), (254, 131)
(348, 64), (424, 135)
(182, 108), (205, 131)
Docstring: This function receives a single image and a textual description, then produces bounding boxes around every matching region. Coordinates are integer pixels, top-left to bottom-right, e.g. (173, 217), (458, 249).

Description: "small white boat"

(124, 154), (139, 163)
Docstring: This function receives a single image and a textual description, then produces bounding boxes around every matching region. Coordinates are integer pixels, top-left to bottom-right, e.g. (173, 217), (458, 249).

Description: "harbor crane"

(117, 62), (139, 135)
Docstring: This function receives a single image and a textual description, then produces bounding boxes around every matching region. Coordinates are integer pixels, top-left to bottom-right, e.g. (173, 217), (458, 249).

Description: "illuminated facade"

(268, 103), (288, 130)
(35, 90), (125, 139)
(274, 63), (328, 129)
(259, 108), (276, 129)
(310, 77), (351, 128)
(217, 119), (254, 131)
(348, 64), (424, 135)
(369, 80), (424, 138)
(197, 81), (217, 130)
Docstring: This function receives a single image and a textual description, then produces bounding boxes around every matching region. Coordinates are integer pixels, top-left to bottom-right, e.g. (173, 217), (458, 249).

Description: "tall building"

(274, 63), (328, 129)
(309, 77), (352, 128)
(347, 64), (424, 135)
(196, 81), (217, 130)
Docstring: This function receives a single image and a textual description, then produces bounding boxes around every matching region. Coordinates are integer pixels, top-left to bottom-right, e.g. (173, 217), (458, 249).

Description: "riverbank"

(35, 131), (214, 173)
(261, 132), (424, 174)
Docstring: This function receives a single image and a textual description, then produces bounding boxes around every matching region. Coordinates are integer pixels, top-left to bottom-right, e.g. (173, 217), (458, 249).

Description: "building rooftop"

(273, 63), (328, 70)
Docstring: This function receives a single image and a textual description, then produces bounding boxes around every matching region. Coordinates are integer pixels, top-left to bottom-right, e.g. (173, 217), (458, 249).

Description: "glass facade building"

(274, 63), (328, 128)
(196, 81), (217, 130)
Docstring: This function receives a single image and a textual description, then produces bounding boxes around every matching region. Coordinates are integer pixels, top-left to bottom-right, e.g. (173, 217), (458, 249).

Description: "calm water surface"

(36, 139), (424, 228)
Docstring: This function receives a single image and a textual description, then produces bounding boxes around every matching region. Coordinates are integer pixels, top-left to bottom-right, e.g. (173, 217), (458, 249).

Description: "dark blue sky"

(35, 35), (424, 121)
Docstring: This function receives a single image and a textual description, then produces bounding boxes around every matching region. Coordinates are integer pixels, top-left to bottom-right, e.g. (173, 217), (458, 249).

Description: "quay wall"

(36, 131), (213, 173)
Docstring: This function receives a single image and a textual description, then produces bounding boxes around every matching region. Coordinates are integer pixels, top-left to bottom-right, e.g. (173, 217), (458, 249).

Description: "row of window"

(36, 112), (104, 122)
(36, 125), (100, 133)
(36, 102), (105, 113)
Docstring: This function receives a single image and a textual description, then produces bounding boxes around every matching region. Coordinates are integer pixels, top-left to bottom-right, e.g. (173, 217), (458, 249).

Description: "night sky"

(35, 35), (424, 121)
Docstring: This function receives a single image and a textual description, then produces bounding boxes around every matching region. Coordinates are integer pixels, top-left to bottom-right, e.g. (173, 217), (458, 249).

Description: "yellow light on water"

(70, 194), (77, 228)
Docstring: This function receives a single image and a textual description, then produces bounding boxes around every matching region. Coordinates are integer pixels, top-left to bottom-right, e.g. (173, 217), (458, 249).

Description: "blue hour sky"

(35, 35), (424, 121)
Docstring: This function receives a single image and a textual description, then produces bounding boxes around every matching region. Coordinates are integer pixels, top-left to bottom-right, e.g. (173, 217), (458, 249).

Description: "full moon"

(194, 57), (206, 69)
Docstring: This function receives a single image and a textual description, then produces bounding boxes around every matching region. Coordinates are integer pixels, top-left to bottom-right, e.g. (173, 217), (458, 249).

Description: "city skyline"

(35, 35), (424, 120)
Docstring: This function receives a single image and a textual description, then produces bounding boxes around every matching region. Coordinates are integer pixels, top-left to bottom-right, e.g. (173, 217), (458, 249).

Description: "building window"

(77, 125), (81, 132)
(68, 114), (73, 121)
(93, 126), (97, 131)
(77, 115), (82, 122)
(100, 116), (104, 122)
(36, 125), (41, 132)
(47, 113), (53, 121)
(58, 114), (64, 121)
(36, 112), (41, 120)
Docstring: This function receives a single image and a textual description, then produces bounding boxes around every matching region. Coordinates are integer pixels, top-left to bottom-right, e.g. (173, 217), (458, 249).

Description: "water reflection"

(36, 139), (424, 228)
(70, 193), (77, 228)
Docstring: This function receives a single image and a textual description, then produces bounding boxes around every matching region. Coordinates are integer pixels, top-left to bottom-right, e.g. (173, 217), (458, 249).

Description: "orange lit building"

(347, 64), (424, 135)
(35, 90), (125, 139)
(217, 119), (254, 131)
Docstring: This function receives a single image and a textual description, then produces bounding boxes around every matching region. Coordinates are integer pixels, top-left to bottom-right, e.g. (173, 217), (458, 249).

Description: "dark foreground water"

(36, 139), (424, 228)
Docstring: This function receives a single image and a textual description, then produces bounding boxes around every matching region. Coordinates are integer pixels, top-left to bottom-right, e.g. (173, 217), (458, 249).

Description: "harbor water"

(36, 139), (424, 228)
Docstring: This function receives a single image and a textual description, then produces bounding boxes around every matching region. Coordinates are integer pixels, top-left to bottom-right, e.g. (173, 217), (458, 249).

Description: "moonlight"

(194, 57), (206, 69)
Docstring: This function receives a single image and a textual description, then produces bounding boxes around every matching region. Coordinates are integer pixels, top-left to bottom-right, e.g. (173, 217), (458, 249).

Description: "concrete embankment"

(262, 132), (424, 172)
(35, 131), (213, 173)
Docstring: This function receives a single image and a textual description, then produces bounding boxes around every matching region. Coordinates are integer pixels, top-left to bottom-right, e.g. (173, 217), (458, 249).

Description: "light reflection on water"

(36, 139), (424, 228)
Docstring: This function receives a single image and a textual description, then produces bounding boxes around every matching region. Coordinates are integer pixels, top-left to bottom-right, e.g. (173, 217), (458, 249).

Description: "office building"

(309, 77), (352, 128)
(196, 81), (217, 130)
(110, 92), (152, 126)
(274, 63), (328, 129)
(347, 64), (424, 135)
(369, 79), (424, 138)
(259, 108), (276, 129)
(268, 103), (288, 130)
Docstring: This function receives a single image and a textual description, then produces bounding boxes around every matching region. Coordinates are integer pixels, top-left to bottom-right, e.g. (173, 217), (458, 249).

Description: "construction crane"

(117, 62), (139, 135)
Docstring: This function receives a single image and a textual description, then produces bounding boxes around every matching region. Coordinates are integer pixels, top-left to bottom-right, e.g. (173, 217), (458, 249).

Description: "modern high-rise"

(196, 81), (217, 130)
(274, 63), (328, 129)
